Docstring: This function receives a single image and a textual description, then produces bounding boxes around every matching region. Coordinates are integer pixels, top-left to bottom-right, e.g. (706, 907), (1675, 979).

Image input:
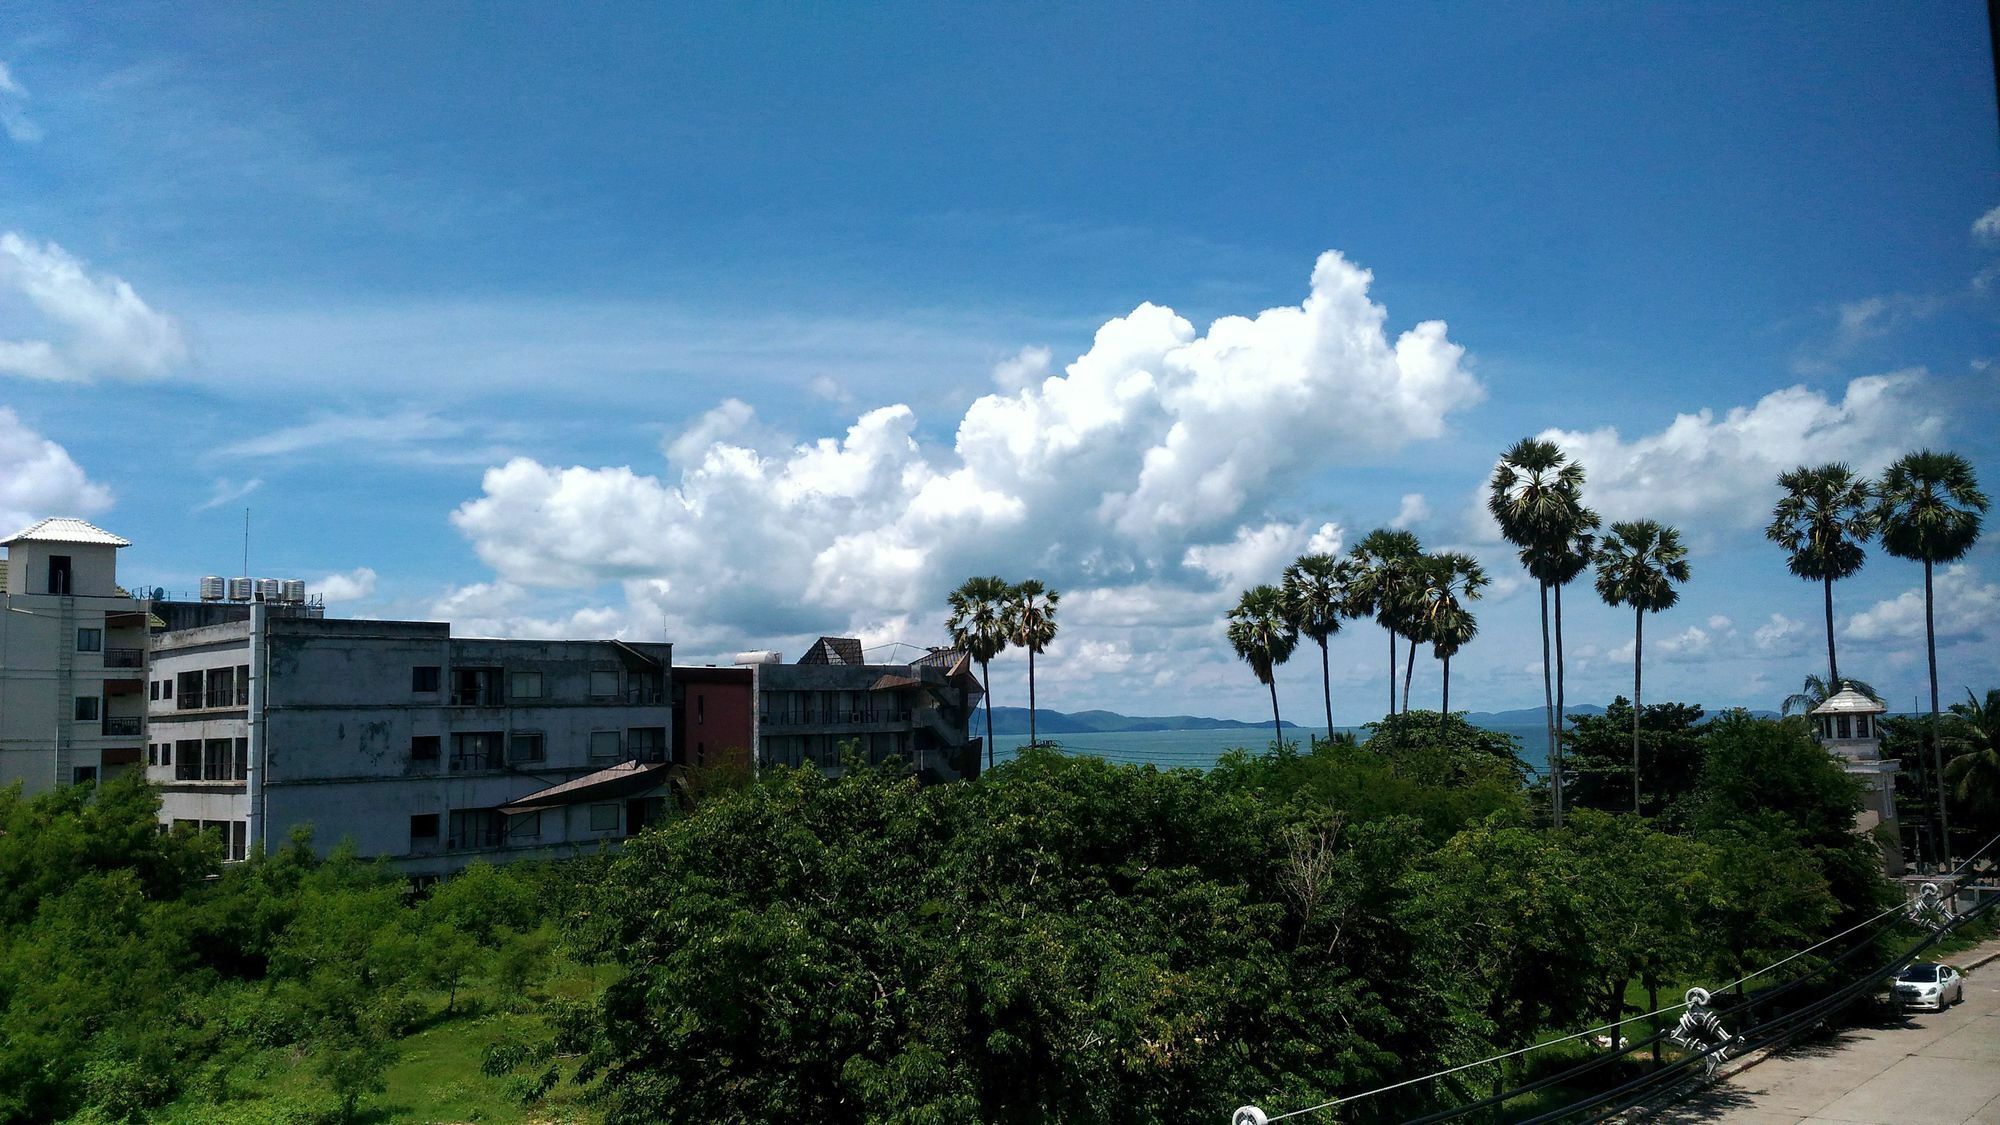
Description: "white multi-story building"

(147, 612), (675, 874)
(0, 518), (149, 792)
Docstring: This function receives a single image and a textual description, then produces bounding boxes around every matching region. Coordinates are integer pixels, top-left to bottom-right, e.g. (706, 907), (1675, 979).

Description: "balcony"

(102, 716), (143, 737)
(763, 708), (911, 728)
(104, 647), (144, 670)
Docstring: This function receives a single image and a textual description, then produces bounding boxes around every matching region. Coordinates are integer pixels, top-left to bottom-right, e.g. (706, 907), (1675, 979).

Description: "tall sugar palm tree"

(1593, 520), (1691, 814)
(1875, 450), (1988, 867)
(1412, 551), (1487, 726)
(1780, 673), (1881, 717)
(1280, 553), (1346, 739)
(1529, 518), (1597, 770)
(945, 575), (1015, 771)
(1489, 437), (1590, 825)
(1008, 579), (1060, 749)
(1766, 462), (1875, 689)
(1228, 584), (1300, 748)
(1350, 529), (1424, 718)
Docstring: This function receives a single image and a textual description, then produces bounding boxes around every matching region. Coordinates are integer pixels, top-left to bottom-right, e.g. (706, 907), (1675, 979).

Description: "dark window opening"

(48, 555), (72, 596)
(412, 666), (441, 693)
(451, 667), (502, 706)
(410, 735), (441, 762)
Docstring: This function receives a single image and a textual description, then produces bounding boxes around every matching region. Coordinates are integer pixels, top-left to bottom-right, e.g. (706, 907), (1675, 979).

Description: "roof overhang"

(497, 761), (672, 815)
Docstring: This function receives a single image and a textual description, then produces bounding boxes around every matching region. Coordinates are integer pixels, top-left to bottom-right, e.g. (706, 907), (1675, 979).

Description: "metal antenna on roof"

(243, 508), (251, 577)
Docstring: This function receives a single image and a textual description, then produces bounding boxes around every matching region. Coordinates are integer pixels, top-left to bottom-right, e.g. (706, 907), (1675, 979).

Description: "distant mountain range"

(984, 706), (1300, 735)
(983, 702), (1775, 738)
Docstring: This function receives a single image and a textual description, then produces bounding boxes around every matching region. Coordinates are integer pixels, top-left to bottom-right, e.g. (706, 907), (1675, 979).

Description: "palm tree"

(946, 575), (1015, 771)
(1228, 584), (1300, 748)
(1530, 518), (1598, 773)
(1875, 450), (1988, 867)
(1280, 553), (1346, 739)
(1943, 689), (2000, 835)
(1489, 438), (1590, 825)
(1350, 529), (1424, 718)
(1780, 673), (1882, 717)
(1766, 463), (1875, 689)
(1008, 580), (1060, 749)
(1412, 552), (1487, 726)
(1593, 520), (1691, 814)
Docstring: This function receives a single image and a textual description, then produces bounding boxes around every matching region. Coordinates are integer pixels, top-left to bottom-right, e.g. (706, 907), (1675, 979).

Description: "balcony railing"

(102, 717), (143, 737)
(104, 648), (144, 669)
(763, 708), (912, 727)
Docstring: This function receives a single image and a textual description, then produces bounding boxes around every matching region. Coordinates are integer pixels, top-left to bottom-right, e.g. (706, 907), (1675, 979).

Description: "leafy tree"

(1562, 698), (1706, 822)
(1766, 462), (1875, 689)
(947, 574), (1016, 771)
(1007, 579), (1060, 748)
(1489, 438), (1592, 825)
(1942, 689), (2000, 845)
(1593, 519), (1691, 813)
(1781, 673), (1881, 717)
(1280, 553), (1346, 737)
(1228, 584), (1301, 747)
(1348, 529), (1424, 718)
(1695, 817), (1837, 999)
(1874, 450), (1987, 866)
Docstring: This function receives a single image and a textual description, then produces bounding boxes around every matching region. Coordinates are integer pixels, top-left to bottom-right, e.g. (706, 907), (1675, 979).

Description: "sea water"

(989, 723), (1553, 775)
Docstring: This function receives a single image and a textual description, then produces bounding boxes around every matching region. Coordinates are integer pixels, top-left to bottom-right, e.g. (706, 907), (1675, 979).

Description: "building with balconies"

(0, 518), (150, 792)
(146, 612), (674, 873)
(752, 637), (983, 781)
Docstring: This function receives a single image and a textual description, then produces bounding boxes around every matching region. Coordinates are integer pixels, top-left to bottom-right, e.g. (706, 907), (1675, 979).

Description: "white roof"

(1812, 688), (1886, 716)
(0, 517), (130, 548)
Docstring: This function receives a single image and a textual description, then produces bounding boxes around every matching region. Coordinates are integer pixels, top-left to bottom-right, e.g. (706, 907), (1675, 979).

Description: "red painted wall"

(672, 666), (755, 772)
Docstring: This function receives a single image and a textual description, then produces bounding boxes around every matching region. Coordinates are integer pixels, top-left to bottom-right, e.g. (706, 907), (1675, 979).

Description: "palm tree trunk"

(1269, 676), (1283, 749)
(1387, 626), (1397, 717)
(1555, 581), (1569, 796)
(1823, 573), (1839, 687)
(1541, 581), (1560, 827)
(1319, 637), (1333, 745)
(1633, 606), (1644, 816)
(1402, 634), (1418, 715)
(1441, 654), (1451, 734)
(1926, 559), (1950, 868)
(1027, 647), (1037, 748)
(981, 658), (994, 771)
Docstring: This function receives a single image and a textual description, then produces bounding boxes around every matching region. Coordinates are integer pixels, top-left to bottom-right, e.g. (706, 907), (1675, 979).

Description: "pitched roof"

(1, 517), (130, 548)
(1812, 689), (1886, 716)
(495, 760), (672, 814)
(799, 636), (866, 665)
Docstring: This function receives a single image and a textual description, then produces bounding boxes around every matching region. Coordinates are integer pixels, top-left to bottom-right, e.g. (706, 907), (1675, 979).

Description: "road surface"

(1659, 938), (2000, 1124)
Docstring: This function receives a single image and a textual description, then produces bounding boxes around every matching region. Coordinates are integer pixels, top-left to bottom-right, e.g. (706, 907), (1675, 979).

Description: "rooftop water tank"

(281, 579), (307, 603)
(255, 578), (281, 602)
(199, 576), (226, 602)
(733, 650), (783, 665)
(226, 577), (253, 602)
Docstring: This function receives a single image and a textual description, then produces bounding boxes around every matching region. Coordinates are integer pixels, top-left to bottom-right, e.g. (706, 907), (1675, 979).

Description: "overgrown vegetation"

(0, 711), (1930, 1123)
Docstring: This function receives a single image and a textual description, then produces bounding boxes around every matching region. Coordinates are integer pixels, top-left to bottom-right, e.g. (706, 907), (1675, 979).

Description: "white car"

(1893, 962), (1964, 1011)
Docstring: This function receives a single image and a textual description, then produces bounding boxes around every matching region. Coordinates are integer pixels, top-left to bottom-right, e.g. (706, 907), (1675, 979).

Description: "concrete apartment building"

(753, 637), (984, 781)
(0, 519), (150, 793)
(146, 612), (674, 874)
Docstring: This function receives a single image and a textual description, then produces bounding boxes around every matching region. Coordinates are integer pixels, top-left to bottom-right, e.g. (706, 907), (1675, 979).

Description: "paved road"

(1659, 939), (2000, 1124)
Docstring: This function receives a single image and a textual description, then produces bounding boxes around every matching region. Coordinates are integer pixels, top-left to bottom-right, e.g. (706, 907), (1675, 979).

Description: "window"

(507, 811), (541, 841)
(71, 765), (97, 785)
(205, 666), (236, 709)
(412, 666), (441, 693)
(230, 821), (247, 862)
(410, 813), (440, 846)
(447, 809), (503, 850)
(74, 696), (100, 721)
(148, 743), (158, 766)
(509, 671), (543, 699)
(176, 670), (203, 710)
(149, 680), (160, 701)
(233, 737), (249, 781)
(161, 679), (173, 701)
(202, 739), (233, 781)
(589, 670), (620, 698)
(508, 732), (545, 764)
(696, 693), (705, 724)
(628, 727), (667, 763)
(1837, 715), (1852, 739)
(172, 818), (198, 835)
(1856, 715), (1872, 739)
(77, 627), (102, 652)
(449, 731), (504, 771)
(410, 735), (441, 762)
(175, 740), (199, 780)
(452, 667), (502, 706)
(589, 730), (621, 762)
(47, 554), (71, 595)
(588, 803), (620, 832)
(236, 664), (250, 706)
(160, 741), (173, 767)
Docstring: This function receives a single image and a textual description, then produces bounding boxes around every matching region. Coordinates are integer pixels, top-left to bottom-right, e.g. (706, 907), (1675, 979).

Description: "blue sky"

(2, 3), (1996, 723)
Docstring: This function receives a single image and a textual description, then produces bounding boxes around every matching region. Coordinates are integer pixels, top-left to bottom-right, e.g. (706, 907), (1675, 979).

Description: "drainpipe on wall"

(246, 602), (266, 856)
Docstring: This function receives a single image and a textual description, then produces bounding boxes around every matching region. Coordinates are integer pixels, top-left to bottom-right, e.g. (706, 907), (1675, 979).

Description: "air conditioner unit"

(199, 576), (226, 601)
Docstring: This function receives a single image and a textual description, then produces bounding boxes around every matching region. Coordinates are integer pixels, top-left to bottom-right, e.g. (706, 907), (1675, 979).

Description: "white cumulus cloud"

(0, 232), (188, 382)
(1845, 563), (2000, 645)
(450, 251), (1478, 654)
(315, 567), (379, 603)
(1974, 204), (2000, 244)
(0, 408), (113, 534)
